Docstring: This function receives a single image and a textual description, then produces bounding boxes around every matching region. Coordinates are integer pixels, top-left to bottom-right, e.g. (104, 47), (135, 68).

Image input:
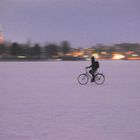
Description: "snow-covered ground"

(0, 61), (140, 140)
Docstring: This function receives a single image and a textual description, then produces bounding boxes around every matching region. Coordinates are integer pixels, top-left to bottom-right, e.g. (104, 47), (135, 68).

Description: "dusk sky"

(0, 0), (140, 47)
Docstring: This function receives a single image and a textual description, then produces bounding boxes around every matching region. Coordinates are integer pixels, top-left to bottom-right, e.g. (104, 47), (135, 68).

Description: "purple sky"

(0, 0), (140, 47)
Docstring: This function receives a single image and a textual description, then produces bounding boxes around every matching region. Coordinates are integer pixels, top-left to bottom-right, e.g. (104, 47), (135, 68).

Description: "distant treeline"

(0, 40), (140, 60)
(0, 41), (72, 60)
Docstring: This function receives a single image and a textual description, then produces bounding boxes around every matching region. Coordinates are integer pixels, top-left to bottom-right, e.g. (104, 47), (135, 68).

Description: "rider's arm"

(86, 65), (92, 69)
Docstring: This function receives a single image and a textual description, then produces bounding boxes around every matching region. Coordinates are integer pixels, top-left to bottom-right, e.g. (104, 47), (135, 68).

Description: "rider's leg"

(91, 69), (97, 82)
(89, 69), (95, 82)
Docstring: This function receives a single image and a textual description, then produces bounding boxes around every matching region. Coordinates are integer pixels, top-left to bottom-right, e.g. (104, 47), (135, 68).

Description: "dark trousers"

(89, 69), (97, 79)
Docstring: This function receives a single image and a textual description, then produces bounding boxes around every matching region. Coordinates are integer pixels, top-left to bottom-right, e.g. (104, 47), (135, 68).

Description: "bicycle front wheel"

(78, 74), (89, 85)
(95, 73), (105, 85)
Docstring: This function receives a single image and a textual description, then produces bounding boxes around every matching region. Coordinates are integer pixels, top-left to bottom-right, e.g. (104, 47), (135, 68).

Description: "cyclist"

(86, 56), (99, 82)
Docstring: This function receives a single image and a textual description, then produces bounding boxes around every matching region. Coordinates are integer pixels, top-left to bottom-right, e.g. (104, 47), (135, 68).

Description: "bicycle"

(78, 67), (105, 85)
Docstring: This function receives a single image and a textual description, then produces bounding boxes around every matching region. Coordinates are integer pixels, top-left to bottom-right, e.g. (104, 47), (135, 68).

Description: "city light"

(112, 54), (125, 60)
(0, 34), (4, 44)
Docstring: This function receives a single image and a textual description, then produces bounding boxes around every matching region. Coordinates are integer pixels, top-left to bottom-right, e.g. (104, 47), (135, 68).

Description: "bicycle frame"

(85, 68), (99, 79)
(85, 68), (92, 79)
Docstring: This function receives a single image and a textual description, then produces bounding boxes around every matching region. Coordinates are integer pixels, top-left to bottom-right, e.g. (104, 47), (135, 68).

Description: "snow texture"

(0, 61), (140, 140)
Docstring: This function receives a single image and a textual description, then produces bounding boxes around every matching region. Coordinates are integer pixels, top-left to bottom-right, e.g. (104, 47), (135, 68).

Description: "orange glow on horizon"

(0, 33), (4, 44)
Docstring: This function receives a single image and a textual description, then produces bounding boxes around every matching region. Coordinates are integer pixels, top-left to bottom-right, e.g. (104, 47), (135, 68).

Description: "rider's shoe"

(91, 78), (95, 83)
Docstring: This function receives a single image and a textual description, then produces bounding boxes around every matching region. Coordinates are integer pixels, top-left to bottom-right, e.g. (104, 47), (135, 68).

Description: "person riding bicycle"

(86, 56), (99, 82)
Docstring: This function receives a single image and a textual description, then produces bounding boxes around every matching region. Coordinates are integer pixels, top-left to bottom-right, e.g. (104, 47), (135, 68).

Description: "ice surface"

(0, 61), (140, 140)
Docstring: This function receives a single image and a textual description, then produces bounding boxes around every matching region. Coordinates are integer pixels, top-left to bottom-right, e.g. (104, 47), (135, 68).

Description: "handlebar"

(85, 67), (89, 69)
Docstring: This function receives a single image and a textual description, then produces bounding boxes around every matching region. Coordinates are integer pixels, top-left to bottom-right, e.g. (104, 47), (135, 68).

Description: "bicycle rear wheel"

(78, 74), (89, 85)
(95, 73), (105, 85)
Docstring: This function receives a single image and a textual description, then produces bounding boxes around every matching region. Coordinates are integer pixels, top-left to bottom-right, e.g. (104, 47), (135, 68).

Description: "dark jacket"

(89, 61), (99, 69)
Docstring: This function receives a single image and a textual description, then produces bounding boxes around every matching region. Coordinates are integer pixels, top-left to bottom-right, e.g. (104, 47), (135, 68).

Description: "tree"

(45, 43), (59, 58)
(0, 44), (7, 55)
(32, 43), (41, 56)
(10, 42), (21, 56)
(61, 41), (71, 54)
